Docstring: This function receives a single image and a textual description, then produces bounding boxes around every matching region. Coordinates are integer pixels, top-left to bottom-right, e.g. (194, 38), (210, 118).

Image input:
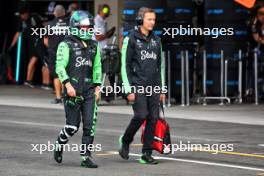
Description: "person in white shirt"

(92, 4), (115, 50)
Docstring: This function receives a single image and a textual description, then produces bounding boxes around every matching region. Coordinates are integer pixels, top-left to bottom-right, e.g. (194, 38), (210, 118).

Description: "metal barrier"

(179, 50), (190, 107)
(203, 50), (207, 105)
(165, 48), (260, 106)
(238, 50), (243, 104)
(167, 51), (172, 107)
(181, 51), (185, 106)
(200, 50), (230, 105)
(186, 50), (190, 106)
(254, 50), (259, 105)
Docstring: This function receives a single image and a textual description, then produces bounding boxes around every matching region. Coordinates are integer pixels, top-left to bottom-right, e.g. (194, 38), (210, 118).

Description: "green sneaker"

(118, 135), (129, 160)
(80, 156), (98, 168)
(139, 153), (158, 165)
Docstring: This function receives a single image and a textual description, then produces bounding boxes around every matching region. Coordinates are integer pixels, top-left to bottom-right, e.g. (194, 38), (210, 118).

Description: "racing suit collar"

(134, 26), (154, 41)
(68, 35), (90, 49)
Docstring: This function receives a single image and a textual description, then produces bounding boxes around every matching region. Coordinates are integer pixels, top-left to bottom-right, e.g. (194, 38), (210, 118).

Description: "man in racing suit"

(118, 7), (166, 164)
(53, 11), (102, 168)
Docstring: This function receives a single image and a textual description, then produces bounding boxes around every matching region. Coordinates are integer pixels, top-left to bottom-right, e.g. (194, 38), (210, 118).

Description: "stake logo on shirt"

(140, 50), (157, 60)
(75, 56), (92, 67)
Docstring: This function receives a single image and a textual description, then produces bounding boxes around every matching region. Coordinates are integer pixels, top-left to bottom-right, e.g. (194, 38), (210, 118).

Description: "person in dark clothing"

(248, 2), (264, 98)
(9, 7), (49, 87)
(66, 2), (79, 19)
(53, 10), (102, 168)
(252, 2), (264, 47)
(44, 5), (69, 104)
(118, 7), (166, 164)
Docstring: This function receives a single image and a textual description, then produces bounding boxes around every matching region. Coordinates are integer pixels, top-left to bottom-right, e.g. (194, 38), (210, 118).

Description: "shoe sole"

(54, 157), (62, 163)
(41, 87), (52, 90)
(80, 163), (98, 168)
(53, 151), (62, 163)
(139, 159), (158, 165)
(24, 82), (35, 88)
(25, 85), (35, 88)
(118, 149), (129, 160)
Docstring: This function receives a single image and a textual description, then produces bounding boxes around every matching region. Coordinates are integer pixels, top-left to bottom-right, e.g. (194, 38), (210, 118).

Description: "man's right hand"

(65, 82), (76, 97)
(106, 27), (116, 38)
(127, 93), (135, 102)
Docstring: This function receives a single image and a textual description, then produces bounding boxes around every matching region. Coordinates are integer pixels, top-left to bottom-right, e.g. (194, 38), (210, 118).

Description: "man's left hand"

(95, 86), (101, 103)
(160, 94), (166, 102)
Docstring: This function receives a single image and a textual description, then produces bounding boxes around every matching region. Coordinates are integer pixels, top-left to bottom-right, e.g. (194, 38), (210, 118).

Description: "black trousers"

(122, 92), (159, 154)
(57, 88), (97, 156)
(47, 51), (58, 79)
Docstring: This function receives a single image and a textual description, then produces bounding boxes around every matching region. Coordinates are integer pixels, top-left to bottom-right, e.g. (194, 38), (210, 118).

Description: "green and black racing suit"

(55, 35), (102, 156)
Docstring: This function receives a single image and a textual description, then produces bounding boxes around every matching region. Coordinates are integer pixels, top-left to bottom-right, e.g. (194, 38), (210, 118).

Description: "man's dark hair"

(137, 7), (155, 19)
(252, 1), (264, 16)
